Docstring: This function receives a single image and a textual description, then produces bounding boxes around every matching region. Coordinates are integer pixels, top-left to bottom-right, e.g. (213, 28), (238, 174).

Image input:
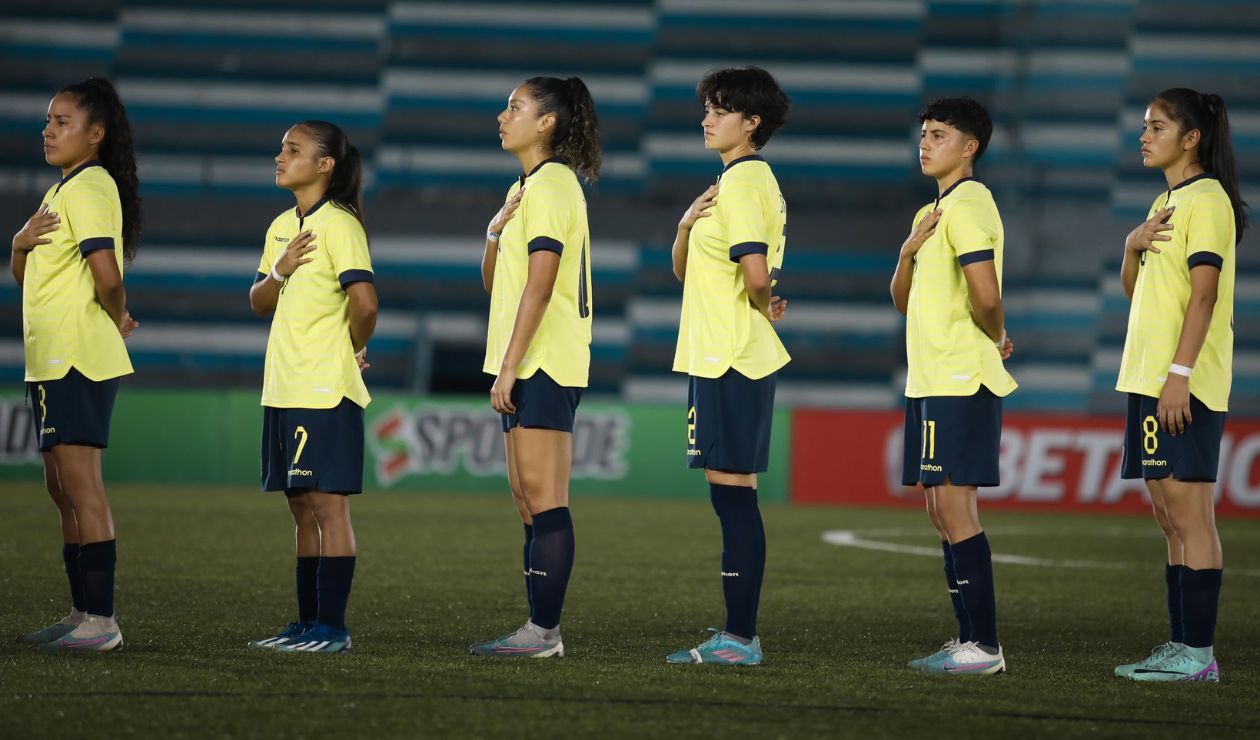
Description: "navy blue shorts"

(687, 369), (777, 474)
(27, 368), (120, 451)
(902, 387), (1003, 487)
(262, 398), (365, 494)
(1121, 393), (1225, 482)
(501, 370), (582, 433)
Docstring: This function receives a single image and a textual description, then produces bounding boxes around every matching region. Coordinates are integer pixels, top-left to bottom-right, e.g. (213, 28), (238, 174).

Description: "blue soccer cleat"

(666, 628), (763, 666)
(1115, 642), (1183, 678)
(469, 622), (564, 658)
(17, 610), (85, 645)
(919, 640), (1005, 675)
(1129, 648), (1219, 683)
(275, 623), (352, 653)
(908, 639), (960, 670)
(248, 621), (312, 649)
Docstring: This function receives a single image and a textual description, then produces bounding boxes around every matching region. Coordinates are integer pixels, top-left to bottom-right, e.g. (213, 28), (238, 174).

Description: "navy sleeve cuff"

(1188, 251), (1224, 270)
(78, 237), (114, 256)
(254, 271), (269, 284)
(729, 241), (769, 263)
(958, 249), (995, 266)
(339, 269), (374, 289)
(528, 236), (564, 255)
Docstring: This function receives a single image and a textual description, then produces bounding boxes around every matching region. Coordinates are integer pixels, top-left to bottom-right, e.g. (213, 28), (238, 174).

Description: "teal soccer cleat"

(17, 610), (85, 645)
(469, 622), (564, 658)
(248, 621), (312, 649)
(1129, 648), (1219, 683)
(908, 639), (960, 670)
(1115, 642), (1183, 678)
(919, 640), (1005, 675)
(38, 615), (123, 653)
(666, 628), (763, 666)
(275, 623), (352, 653)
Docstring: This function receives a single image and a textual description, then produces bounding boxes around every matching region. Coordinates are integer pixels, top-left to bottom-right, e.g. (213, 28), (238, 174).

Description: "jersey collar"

(934, 176), (977, 208)
(1169, 172), (1215, 193)
(520, 157), (567, 187)
(296, 195), (330, 221)
(722, 154), (765, 174)
(55, 159), (104, 192)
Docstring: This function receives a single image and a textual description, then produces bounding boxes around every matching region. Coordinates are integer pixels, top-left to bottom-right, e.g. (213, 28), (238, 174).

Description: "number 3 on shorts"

(293, 425), (309, 465)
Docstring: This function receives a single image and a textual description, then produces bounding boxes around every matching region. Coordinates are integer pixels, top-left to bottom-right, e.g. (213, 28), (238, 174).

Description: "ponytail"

(295, 120), (366, 232)
(1154, 87), (1249, 243)
(524, 76), (602, 183)
(60, 77), (143, 263)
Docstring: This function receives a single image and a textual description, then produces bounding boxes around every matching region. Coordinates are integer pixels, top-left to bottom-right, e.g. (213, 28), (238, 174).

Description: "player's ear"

(317, 155), (334, 175)
(87, 121), (105, 148)
(1181, 127), (1201, 152)
(537, 111), (556, 137)
(742, 113), (761, 140)
(962, 137), (979, 161)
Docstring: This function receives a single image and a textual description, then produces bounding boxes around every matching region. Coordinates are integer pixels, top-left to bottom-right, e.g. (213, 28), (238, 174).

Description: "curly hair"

(524, 76), (602, 183)
(696, 66), (790, 149)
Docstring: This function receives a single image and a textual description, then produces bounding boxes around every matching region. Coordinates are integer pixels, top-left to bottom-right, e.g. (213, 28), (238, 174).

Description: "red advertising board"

(790, 409), (1260, 518)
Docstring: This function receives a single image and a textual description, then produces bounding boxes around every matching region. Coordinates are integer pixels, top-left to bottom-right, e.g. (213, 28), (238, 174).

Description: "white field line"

(821, 527), (1260, 577)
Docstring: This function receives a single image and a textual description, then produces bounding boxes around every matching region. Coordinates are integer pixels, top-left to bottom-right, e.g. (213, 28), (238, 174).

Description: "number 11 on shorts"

(921, 419), (936, 460)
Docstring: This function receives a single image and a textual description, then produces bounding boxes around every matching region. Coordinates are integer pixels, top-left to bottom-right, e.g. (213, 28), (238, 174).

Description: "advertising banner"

(791, 409), (1260, 518)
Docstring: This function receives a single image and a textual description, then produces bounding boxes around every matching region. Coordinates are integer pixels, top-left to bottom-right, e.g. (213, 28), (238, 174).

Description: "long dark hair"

(524, 76), (601, 183)
(295, 120), (366, 229)
(60, 77), (142, 264)
(1154, 87), (1249, 243)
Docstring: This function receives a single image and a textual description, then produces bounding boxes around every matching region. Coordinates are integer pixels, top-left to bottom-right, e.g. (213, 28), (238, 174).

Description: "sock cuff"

(709, 483), (757, 509)
(1180, 566), (1223, 590)
(62, 542), (80, 560)
(78, 539), (116, 567)
(949, 532), (990, 562)
(297, 556), (319, 571)
(531, 507), (573, 535)
(1165, 563), (1185, 585)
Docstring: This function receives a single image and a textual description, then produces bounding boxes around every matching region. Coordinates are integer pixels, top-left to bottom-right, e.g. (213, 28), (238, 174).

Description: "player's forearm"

(971, 302), (1004, 343)
(501, 282), (553, 372)
(481, 240), (497, 294)
(746, 279), (772, 315)
(1120, 247), (1140, 300)
(249, 275), (280, 316)
(9, 246), (27, 288)
(95, 282), (127, 326)
(349, 310), (376, 354)
(671, 227), (690, 283)
(1171, 291), (1216, 368)
(890, 254), (914, 315)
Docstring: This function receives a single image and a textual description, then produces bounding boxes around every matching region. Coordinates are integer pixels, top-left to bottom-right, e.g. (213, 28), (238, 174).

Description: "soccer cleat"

(1129, 649), (1219, 682)
(908, 639), (960, 670)
(469, 622), (564, 658)
(1114, 642), (1183, 678)
(920, 640), (1005, 675)
(274, 623), (352, 653)
(666, 628), (763, 666)
(38, 614), (122, 653)
(248, 621), (312, 649)
(17, 609), (86, 645)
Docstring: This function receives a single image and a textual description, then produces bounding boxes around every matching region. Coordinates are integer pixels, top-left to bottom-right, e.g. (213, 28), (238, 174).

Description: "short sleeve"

(326, 215), (374, 288)
(62, 179), (117, 256)
(721, 178), (771, 263)
(521, 179), (572, 255)
(1185, 194), (1233, 270)
(945, 198), (998, 266)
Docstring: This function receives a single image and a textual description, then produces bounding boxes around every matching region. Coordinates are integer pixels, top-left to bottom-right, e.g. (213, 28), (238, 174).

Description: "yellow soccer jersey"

(904, 178), (1016, 398)
(483, 158), (592, 388)
(257, 198), (373, 409)
(1116, 174), (1235, 411)
(22, 162), (133, 382)
(673, 155), (790, 380)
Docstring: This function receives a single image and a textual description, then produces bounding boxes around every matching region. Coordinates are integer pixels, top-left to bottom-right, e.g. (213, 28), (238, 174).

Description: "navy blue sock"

(528, 507), (574, 631)
(942, 540), (971, 643)
(523, 523), (535, 618)
(316, 556), (356, 631)
(296, 556), (319, 624)
(950, 532), (997, 650)
(62, 543), (86, 613)
(710, 483), (766, 641)
(1166, 564), (1185, 644)
(1180, 567), (1222, 649)
(77, 539), (116, 617)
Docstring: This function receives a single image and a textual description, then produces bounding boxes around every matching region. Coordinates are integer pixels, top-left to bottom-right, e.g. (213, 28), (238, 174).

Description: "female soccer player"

(666, 66), (789, 666)
(247, 120), (377, 653)
(470, 76), (599, 659)
(12, 78), (141, 653)
(891, 97), (1016, 676)
(1113, 89), (1246, 683)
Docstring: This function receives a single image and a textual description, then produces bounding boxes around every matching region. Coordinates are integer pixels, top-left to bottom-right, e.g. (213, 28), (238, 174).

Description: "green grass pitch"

(3, 483), (1259, 738)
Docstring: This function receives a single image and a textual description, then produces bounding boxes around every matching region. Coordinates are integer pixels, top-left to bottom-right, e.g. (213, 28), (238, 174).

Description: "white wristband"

(270, 265), (285, 283)
(1169, 363), (1193, 378)
(486, 230), (500, 242)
